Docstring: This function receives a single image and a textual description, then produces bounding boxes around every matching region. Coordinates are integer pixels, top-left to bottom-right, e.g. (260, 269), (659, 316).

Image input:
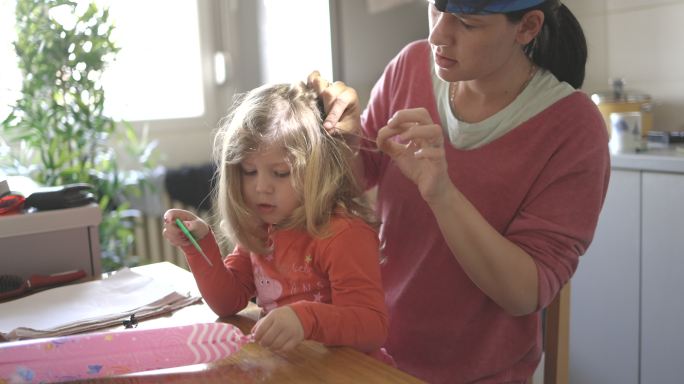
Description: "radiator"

(132, 194), (194, 269)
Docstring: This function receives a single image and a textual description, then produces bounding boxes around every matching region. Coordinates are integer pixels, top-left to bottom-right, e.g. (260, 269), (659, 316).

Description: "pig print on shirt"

(253, 264), (283, 312)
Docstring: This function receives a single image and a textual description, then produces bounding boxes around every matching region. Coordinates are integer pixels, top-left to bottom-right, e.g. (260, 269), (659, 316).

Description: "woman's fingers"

(377, 109), (443, 157)
(306, 70), (328, 93)
(306, 71), (361, 134)
(413, 145), (444, 159)
(398, 123), (444, 148)
(377, 121), (414, 156)
(323, 82), (359, 131)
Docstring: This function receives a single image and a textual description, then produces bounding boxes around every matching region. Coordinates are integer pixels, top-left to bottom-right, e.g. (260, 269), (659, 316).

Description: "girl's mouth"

(257, 204), (275, 213)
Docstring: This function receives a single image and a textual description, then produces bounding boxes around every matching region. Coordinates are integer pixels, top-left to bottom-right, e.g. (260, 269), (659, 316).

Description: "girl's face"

(427, 3), (522, 83)
(240, 145), (300, 225)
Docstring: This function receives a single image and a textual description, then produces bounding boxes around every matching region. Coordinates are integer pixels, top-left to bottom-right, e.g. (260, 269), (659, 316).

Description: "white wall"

(331, 0), (428, 108)
(332, 0), (684, 132)
(567, 0), (684, 132)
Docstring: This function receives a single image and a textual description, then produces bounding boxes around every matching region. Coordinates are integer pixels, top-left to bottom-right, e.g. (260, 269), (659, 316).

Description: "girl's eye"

(241, 168), (256, 176)
(274, 170), (290, 178)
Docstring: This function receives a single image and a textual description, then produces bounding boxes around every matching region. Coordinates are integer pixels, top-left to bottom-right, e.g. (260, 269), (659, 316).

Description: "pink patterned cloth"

(0, 323), (253, 383)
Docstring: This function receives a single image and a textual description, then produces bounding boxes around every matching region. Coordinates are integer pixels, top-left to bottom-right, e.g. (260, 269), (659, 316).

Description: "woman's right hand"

(307, 70), (362, 137)
(376, 108), (450, 203)
(162, 209), (210, 247)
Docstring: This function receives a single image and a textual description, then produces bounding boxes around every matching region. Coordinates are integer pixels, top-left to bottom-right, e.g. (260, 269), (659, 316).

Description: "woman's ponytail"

(511, 1), (588, 89)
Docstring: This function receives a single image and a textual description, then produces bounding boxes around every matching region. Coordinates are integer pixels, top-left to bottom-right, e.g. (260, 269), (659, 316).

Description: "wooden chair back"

(542, 282), (571, 384)
(527, 282), (570, 384)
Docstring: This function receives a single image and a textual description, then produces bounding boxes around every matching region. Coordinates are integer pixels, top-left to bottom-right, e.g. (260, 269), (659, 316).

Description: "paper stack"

(0, 267), (202, 341)
(0, 179), (8, 196)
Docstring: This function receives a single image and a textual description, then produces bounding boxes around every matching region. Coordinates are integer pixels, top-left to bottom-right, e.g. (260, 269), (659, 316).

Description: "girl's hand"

(377, 108), (450, 202)
(307, 70), (362, 137)
(252, 306), (304, 353)
(162, 209), (210, 247)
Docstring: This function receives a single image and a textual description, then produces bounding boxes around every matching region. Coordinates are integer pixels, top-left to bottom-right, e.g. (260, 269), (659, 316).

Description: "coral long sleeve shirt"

(181, 215), (388, 354)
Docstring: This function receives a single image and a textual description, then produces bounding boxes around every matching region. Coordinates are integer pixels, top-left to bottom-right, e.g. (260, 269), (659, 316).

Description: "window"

(1, 0), (207, 123)
(1, 0), (333, 166)
(97, 0), (205, 121)
(259, 0), (333, 83)
(0, 0), (22, 121)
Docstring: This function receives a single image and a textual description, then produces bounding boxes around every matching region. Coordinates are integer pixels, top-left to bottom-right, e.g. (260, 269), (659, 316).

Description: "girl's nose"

(255, 174), (273, 193)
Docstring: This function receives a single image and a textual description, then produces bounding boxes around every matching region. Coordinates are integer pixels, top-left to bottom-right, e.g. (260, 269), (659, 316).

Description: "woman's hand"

(162, 208), (210, 247)
(307, 70), (362, 137)
(377, 108), (450, 202)
(252, 306), (305, 352)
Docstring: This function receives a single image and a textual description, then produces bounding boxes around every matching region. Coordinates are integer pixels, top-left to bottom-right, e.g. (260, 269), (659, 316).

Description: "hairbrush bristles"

(0, 274), (24, 293)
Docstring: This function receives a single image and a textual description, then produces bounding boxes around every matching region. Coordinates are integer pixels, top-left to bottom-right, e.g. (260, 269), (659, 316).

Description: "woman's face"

(427, 3), (523, 83)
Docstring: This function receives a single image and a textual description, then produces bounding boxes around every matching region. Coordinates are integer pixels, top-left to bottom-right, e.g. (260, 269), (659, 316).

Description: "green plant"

(0, 0), (158, 271)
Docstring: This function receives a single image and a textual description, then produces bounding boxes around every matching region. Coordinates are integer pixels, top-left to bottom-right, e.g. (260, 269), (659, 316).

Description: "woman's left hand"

(377, 108), (450, 202)
(307, 70), (362, 136)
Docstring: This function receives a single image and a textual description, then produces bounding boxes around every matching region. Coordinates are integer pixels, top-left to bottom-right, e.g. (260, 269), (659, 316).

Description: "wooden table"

(81, 262), (424, 383)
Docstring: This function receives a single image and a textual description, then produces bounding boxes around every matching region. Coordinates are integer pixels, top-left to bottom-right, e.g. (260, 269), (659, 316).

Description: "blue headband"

(433, 0), (546, 14)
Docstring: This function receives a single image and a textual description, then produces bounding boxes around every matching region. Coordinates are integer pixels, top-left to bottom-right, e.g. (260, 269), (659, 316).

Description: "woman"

(309, 0), (610, 382)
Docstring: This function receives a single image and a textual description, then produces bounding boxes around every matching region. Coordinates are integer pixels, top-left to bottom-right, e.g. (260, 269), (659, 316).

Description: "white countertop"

(611, 143), (684, 173)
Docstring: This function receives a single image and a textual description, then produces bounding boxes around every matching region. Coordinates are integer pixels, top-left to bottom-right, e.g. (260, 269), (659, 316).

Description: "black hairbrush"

(24, 183), (96, 211)
(316, 97), (327, 120)
(0, 269), (86, 301)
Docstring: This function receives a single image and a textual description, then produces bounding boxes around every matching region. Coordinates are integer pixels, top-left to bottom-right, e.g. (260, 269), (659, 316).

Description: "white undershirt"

(431, 60), (575, 150)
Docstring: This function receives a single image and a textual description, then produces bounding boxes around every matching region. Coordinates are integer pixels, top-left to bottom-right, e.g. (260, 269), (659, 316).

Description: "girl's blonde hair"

(212, 82), (375, 254)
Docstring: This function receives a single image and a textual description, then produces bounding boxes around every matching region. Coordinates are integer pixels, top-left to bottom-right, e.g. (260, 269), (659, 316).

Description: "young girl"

(162, 82), (389, 358)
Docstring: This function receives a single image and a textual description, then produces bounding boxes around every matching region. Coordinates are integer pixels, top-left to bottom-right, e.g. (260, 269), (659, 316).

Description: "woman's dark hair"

(444, 0), (587, 89)
(507, 0), (587, 89)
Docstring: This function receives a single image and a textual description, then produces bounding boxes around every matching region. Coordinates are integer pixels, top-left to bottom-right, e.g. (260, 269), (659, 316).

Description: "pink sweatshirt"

(359, 40), (610, 383)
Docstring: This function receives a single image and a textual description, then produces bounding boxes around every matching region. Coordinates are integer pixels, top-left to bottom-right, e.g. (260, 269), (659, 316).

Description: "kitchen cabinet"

(640, 172), (684, 383)
(570, 169), (640, 384)
(569, 148), (684, 384)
